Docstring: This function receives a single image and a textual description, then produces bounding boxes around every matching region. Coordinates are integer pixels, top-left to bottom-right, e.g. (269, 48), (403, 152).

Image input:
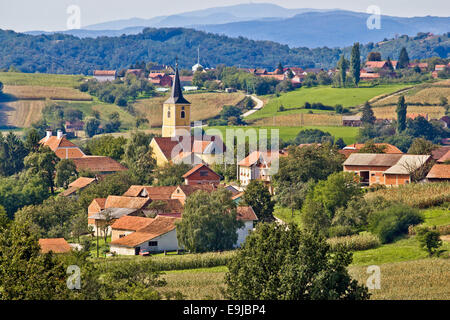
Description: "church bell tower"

(162, 64), (191, 137)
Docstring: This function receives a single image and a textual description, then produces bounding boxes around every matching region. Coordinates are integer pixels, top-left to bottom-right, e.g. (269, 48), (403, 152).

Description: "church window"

(181, 110), (185, 118)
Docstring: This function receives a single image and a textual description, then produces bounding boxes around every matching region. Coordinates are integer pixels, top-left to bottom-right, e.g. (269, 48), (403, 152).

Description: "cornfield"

(327, 233), (381, 252)
(365, 182), (450, 208)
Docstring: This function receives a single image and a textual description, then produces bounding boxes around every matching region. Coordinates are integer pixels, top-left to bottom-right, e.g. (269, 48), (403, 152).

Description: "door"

(135, 246), (140, 255)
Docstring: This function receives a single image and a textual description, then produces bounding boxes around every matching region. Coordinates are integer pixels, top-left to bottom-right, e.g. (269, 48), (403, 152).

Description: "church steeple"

(165, 63), (190, 105)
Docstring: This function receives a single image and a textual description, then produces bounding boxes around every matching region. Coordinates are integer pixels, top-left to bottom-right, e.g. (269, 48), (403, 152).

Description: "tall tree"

(350, 43), (361, 86)
(225, 223), (370, 300)
(396, 95), (407, 132)
(24, 146), (60, 194)
(243, 181), (275, 222)
(337, 55), (349, 87)
(176, 188), (242, 252)
(55, 159), (77, 188)
(367, 52), (381, 61)
(360, 101), (376, 125)
(398, 47), (410, 69)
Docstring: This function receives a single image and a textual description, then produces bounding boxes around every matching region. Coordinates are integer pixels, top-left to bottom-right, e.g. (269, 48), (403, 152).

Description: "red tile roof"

(365, 61), (388, 69)
(182, 164), (221, 179)
(426, 164), (450, 179)
(236, 206), (258, 221)
(39, 135), (78, 152)
(69, 177), (96, 189)
(39, 238), (71, 253)
(438, 150), (450, 163)
(110, 216), (179, 247)
(105, 196), (150, 209)
(431, 146), (450, 161)
(111, 216), (155, 231)
(94, 70), (116, 76)
(343, 143), (403, 154)
(71, 156), (127, 173)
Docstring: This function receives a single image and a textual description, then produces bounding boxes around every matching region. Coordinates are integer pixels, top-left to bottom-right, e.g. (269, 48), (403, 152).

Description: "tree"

(367, 52), (382, 61)
(276, 62), (284, 74)
(24, 128), (41, 152)
(334, 138), (346, 149)
(154, 163), (191, 186)
(273, 144), (344, 185)
(398, 47), (410, 69)
(84, 117), (101, 138)
(0, 131), (28, 176)
(71, 211), (89, 243)
(396, 95), (407, 132)
(407, 138), (437, 155)
(24, 146), (60, 194)
(361, 101), (376, 125)
(176, 188), (243, 252)
(350, 43), (361, 86)
(83, 135), (126, 161)
(55, 159), (77, 188)
(358, 140), (387, 153)
(417, 227), (442, 257)
(274, 181), (314, 217)
(0, 221), (69, 299)
(293, 129), (333, 144)
(0, 205), (10, 230)
(243, 181), (275, 222)
(225, 223), (370, 300)
(337, 55), (349, 87)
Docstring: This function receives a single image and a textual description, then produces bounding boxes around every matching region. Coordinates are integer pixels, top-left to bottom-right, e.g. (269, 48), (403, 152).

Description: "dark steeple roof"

(164, 64), (190, 105)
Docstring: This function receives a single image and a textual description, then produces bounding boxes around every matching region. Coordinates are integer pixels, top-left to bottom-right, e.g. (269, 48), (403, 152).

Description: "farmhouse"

(40, 130), (126, 174)
(182, 164), (221, 185)
(149, 72), (173, 87)
(235, 206), (258, 247)
(109, 216), (180, 255)
(342, 115), (362, 127)
(338, 143), (403, 158)
(93, 70), (116, 82)
(238, 150), (288, 187)
(343, 153), (431, 186)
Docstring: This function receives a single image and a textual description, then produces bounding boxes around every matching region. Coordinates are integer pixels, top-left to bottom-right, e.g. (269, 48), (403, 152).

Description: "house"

(39, 238), (71, 254)
(342, 115), (362, 127)
(93, 70), (116, 82)
(435, 65), (446, 72)
(338, 143), (403, 159)
(171, 184), (217, 205)
(122, 185), (177, 199)
(258, 74), (285, 81)
(88, 196), (151, 236)
(40, 130), (86, 159)
(88, 198), (106, 226)
(343, 153), (431, 186)
(109, 216), (180, 255)
(408, 62), (428, 71)
(235, 206), (258, 247)
(40, 130), (126, 174)
(364, 61), (391, 71)
(426, 164), (450, 182)
(65, 120), (84, 138)
(431, 146), (450, 161)
(110, 216), (155, 242)
(61, 177), (97, 198)
(238, 150), (288, 187)
(437, 149), (450, 163)
(360, 72), (381, 81)
(182, 164), (221, 185)
(149, 73), (173, 87)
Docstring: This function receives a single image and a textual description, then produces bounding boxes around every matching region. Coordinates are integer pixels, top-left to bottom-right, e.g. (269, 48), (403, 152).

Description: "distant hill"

(198, 10), (450, 48)
(1, 27), (449, 75)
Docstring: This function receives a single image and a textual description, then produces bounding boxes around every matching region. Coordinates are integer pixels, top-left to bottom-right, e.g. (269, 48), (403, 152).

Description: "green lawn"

(273, 206), (302, 226)
(0, 72), (88, 87)
(207, 125), (359, 144)
(249, 84), (410, 120)
(421, 208), (450, 227)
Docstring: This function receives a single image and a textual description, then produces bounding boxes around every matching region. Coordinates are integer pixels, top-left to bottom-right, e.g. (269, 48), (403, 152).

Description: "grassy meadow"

(207, 125), (359, 144)
(0, 72), (87, 87)
(248, 84), (410, 120)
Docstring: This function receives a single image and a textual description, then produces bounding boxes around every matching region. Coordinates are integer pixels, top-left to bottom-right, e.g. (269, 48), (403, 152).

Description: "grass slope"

(0, 72), (87, 87)
(248, 84), (410, 120)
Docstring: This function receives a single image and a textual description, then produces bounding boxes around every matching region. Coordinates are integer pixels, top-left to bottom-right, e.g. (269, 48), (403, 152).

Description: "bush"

(327, 233), (381, 252)
(328, 225), (356, 237)
(368, 204), (423, 243)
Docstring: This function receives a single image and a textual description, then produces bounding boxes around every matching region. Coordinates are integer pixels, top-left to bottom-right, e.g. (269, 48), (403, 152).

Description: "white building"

(93, 70), (117, 82)
(235, 206), (258, 247)
(238, 150), (287, 187)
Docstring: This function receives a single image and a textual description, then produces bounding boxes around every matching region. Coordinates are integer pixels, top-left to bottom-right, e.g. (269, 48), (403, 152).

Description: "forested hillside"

(0, 27), (448, 74)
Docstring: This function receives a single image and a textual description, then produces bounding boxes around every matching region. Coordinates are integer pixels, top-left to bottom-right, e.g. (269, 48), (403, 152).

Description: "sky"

(1, 0), (449, 32)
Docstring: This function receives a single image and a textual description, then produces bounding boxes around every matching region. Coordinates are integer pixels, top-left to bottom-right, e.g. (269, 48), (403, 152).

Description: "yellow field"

(3, 85), (92, 101)
(250, 113), (343, 126)
(349, 259), (450, 300)
(133, 92), (245, 127)
(0, 99), (46, 127)
(368, 106), (446, 120)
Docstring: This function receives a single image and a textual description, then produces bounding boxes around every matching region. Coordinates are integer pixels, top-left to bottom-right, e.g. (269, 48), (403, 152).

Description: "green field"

(0, 72), (88, 87)
(207, 125), (359, 144)
(249, 84), (410, 120)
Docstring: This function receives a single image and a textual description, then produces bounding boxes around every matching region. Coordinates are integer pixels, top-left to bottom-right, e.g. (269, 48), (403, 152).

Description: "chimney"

(57, 130), (63, 139)
(45, 130), (52, 140)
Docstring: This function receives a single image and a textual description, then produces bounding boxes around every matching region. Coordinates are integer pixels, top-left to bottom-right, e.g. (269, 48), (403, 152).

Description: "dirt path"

(242, 95), (264, 118)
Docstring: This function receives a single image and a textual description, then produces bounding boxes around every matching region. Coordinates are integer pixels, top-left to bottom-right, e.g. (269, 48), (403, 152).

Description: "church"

(150, 64), (225, 167)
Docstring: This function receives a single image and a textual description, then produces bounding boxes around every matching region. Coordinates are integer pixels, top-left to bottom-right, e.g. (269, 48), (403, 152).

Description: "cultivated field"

(247, 84), (410, 120)
(369, 106), (445, 120)
(249, 113), (342, 126)
(0, 99), (46, 127)
(2, 85), (92, 101)
(0, 72), (87, 87)
(133, 92), (245, 127)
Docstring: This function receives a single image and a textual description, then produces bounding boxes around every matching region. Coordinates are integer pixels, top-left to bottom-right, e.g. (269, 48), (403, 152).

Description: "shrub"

(328, 225), (356, 237)
(327, 233), (381, 252)
(368, 204), (423, 243)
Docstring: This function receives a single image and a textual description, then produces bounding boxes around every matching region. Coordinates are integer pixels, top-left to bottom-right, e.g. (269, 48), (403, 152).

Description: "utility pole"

(96, 226), (99, 258)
